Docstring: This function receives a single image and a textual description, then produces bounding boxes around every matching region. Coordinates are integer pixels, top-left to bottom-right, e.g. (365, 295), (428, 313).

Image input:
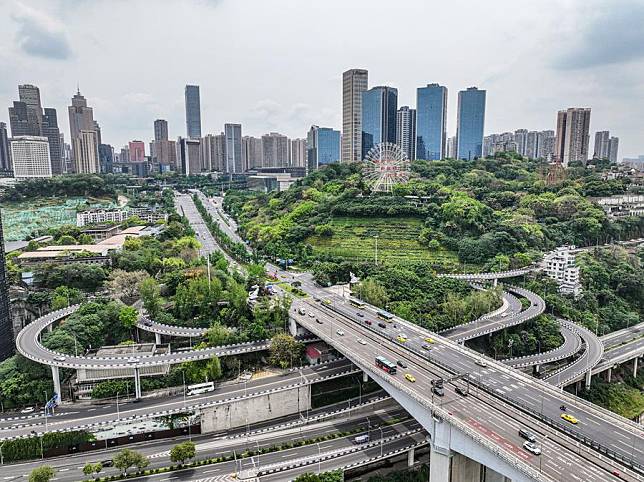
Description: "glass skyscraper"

(185, 85), (202, 139)
(416, 84), (447, 160)
(361, 86), (397, 158)
(224, 123), (243, 173)
(456, 87), (486, 160)
(307, 125), (340, 171)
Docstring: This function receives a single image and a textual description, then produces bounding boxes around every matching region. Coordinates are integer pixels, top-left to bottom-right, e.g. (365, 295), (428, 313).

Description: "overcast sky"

(1, 0), (643, 158)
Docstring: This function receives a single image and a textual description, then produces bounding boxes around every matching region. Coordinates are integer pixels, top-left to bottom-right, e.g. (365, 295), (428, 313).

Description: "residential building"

(290, 138), (307, 167)
(541, 246), (582, 298)
(307, 125), (341, 172)
(224, 123), (243, 173)
(0, 210), (13, 361)
(537, 130), (555, 160)
(0, 122), (10, 171)
(150, 139), (176, 169)
(396, 106), (416, 160)
(416, 83), (447, 160)
(456, 87), (486, 160)
(9, 136), (52, 178)
(201, 133), (227, 172)
(262, 132), (290, 167)
(555, 108), (591, 165)
(242, 135), (263, 170)
(119, 146), (130, 163)
(68, 89), (100, 173)
(361, 86), (397, 157)
(185, 85), (201, 139)
(525, 131), (539, 159)
(128, 140), (145, 162)
(98, 144), (114, 173)
(608, 137), (619, 164)
(341, 68), (368, 162)
(42, 108), (62, 174)
(593, 131), (610, 159)
(595, 194), (644, 218)
(154, 119), (169, 141)
(514, 129), (528, 156)
(178, 137), (201, 175)
(76, 207), (167, 226)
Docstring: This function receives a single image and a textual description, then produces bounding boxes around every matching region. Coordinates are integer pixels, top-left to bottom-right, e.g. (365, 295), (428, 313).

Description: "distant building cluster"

(484, 130), (556, 161)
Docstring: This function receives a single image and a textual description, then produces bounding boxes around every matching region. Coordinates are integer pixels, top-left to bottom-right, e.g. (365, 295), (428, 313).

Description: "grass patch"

(307, 216), (458, 265)
(276, 282), (308, 298)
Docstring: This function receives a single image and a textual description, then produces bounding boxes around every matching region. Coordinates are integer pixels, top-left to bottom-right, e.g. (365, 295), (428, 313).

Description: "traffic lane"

(297, 301), (642, 477)
(0, 360), (354, 435)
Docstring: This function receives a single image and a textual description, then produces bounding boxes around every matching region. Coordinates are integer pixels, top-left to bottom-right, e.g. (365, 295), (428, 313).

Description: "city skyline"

(1, 0), (642, 158)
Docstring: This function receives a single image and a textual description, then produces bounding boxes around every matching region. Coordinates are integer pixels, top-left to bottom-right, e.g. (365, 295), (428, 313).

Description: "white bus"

(349, 298), (366, 309)
(187, 382), (215, 396)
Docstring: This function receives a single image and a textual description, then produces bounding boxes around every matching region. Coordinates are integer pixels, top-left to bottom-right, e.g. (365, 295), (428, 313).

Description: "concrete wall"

(200, 384), (311, 434)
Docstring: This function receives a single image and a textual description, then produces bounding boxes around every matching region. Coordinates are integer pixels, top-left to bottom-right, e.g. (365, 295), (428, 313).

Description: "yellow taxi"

(560, 413), (578, 424)
(396, 335), (408, 343)
(424, 337), (436, 344)
(404, 373), (416, 383)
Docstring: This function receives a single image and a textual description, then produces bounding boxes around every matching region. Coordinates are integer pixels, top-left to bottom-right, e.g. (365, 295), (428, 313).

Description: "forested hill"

(224, 154), (642, 272)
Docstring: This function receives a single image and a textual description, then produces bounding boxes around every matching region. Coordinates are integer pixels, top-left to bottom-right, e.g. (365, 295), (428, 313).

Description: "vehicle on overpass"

(349, 298), (366, 309)
(375, 356), (397, 374)
(187, 382), (215, 396)
(377, 310), (395, 321)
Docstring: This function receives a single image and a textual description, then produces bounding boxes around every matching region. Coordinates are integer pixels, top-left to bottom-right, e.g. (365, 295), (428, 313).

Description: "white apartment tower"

(341, 69), (368, 162)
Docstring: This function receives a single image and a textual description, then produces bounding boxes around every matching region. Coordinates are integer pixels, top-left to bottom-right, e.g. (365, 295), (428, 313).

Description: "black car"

(519, 429), (536, 443)
(356, 312), (364, 317)
(316, 318), (323, 324)
(378, 322), (387, 328)
(101, 460), (114, 467)
(455, 386), (468, 397)
(432, 386), (444, 397)
(397, 360), (407, 368)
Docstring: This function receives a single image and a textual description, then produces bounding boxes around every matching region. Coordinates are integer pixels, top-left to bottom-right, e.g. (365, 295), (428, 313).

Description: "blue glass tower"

(184, 85), (201, 139)
(456, 87), (486, 160)
(416, 84), (447, 160)
(307, 126), (340, 171)
(361, 86), (397, 158)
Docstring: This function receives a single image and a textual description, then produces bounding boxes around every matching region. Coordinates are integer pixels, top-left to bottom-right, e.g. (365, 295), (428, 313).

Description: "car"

(396, 335), (408, 343)
(432, 386), (444, 397)
(316, 318), (323, 324)
(308, 312), (315, 318)
(100, 460), (114, 468)
(455, 386), (468, 396)
(474, 358), (488, 368)
(336, 330), (345, 336)
(322, 299), (331, 305)
(20, 407), (35, 414)
(404, 373), (416, 383)
(356, 312), (364, 318)
(364, 319), (372, 326)
(522, 441), (542, 455)
(424, 337), (435, 344)
(397, 360), (407, 368)
(561, 413), (578, 424)
(357, 338), (367, 345)
(378, 322), (387, 328)
(127, 357), (140, 364)
(143, 319), (153, 326)
(421, 343), (431, 350)
(313, 297), (320, 302)
(53, 356), (66, 362)
(519, 429), (536, 443)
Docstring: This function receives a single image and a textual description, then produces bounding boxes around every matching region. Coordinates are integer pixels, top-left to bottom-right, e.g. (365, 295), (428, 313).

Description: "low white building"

(76, 207), (167, 227)
(542, 245), (583, 298)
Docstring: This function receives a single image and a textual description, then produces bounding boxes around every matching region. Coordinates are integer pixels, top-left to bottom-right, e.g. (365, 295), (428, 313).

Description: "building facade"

(542, 246), (582, 298)
(185, 85), (202, 139)
(128, 141), (145, 162)
(416, 83), (447, 161)
(178, 137), (202, 175)
(555, 108), (591, 166)
(396, 106), (416, 161)
(290, 138), (307, 167)
(68, 90), (100, 173)
(242, 136), (263, 170)
(307, 125), (341, 172)
(262, 132), (290, 168)
(361, 86), (397, 158)
(224, 123), (243, 173)
(341, 68), (368, 162)
(456, 87), (486, 160)
(9, 136), (52, 178)
(0, 122), (10, 171)
(154, 119), (169, 141)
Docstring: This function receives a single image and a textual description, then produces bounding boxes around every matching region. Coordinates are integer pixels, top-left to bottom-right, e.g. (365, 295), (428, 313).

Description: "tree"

(169, 441), (196, 465)
(207, 322), (233, 346)
(113, 448), (149, 475)
(106, 269), (148, 304)
(139, 277), (162, 318)
(29, 466), (55, 482)
(119, 306), (139, 330)
(50, 286), (83, 310)
(269, 333), (304, 369)
(353, 279), (389, 308)
(82, 463), (102, 479)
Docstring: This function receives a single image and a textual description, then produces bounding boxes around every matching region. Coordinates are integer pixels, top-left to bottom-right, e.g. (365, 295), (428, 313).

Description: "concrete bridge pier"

(532, 364), (540, 376)
(492, 278), (498, 288)
(584, 369), (592, 389)
(134, 367), (142, 399)
(483, 468), (512, 482)
(51, 365), (61, 404)
(408, 447), (415, 467)
(363, 372), (369, 383)
(634, 357), (639, 378)
(606, 367), (612, 383)
(451, 452), (483, 482)
(155, 332), (162, 345)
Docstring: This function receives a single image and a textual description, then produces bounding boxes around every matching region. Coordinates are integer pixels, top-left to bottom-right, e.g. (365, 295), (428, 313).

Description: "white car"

(474, 358), (488, 368)
(21, 407), (35, 414)
(336, 330), (345, 336)
(127, 357), (140, 364)
(357, 338), (367, 345)
(53, 356), (66, 362)
(523, 441), (542, 455)
(308, 312), (315, 318)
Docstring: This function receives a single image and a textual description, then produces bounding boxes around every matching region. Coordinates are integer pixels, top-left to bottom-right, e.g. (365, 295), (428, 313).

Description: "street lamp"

(317, 442), (321, 474)
(116, 391), (120, 421)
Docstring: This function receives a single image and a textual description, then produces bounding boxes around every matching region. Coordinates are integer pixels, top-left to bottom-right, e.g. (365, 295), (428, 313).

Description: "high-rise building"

(128, 141), (145, 162)
(0, 122), (10, 171)
(608, 137), (619, 164)
(242, 136), (263, 170)
(120, 146), (130, 163)
(537, 130), (555, 160)
(514, 129), (528, 156)
(525, 131), (539, 159)
(42, 108), (62, 174)
(154, 119), (169, 141)
(9, 101), (39, 137)
(0, 210), (13, 362)
(262, 132), (290, 167)
(93, 121), (102, 146)
(446, 136), (456, 158)
(290, 138), (307, 168)
(307, 126), (341, 172)
(98, 144), (114, 173)
(555, 108), (591, 166)
(361, 86), (397, 158)
(416, 83), (447, 160)
(178, 137), (201, 175)
(224, 123), (243, 173)
(185, 85), (202, 139)
(396, 106), (416, 160)
(17, 84), (43, 133)
(593, 131), (610, 159)
(456, 87), (486, 160)
(341, 68), (368, 162)
(201, 133), (226, 172)
(68, 89), (100, 173)
(9, 136), (52, 178)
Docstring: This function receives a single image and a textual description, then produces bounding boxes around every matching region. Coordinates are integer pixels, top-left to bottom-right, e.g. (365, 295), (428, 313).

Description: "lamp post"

(317, 442), (321, 474)
(43, 391), (48, 432)
(379, 426), (384, 457)
(116, 391), (120, 421)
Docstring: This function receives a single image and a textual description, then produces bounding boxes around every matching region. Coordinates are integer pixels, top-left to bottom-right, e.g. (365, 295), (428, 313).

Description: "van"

(519, 429), (536, 443)
(354, 434), (370, 444)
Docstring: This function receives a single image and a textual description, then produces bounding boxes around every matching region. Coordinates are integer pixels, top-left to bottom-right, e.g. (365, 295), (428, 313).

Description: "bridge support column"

(483, 467), (511, 482)
(155, 332), (161, 345)
(606, 367), (612, 383)
(533, 364), (540, 376)
(363, 372), (369, 383)
(584, 369), (592, 389)
(407, 447), (415, 467)
(134, 367), (142, 399)
(51, 366), (61, 404)
(430, 446), (452, 481)
(634, 358), (639, 378)
(451, 452), (482, 482)
(493, 278), (498, 288)
(47, 324), (53, 333)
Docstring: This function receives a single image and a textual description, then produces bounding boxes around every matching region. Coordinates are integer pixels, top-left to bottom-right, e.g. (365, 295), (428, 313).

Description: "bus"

(376, 310), (394, 321)
(375, 356), (397, 375)
(349, 298), (366, 309)
(187, 382), (215, 396)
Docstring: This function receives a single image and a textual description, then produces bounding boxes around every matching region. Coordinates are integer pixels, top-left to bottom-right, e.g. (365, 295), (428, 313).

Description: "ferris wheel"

(363, 142), (411, 192)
